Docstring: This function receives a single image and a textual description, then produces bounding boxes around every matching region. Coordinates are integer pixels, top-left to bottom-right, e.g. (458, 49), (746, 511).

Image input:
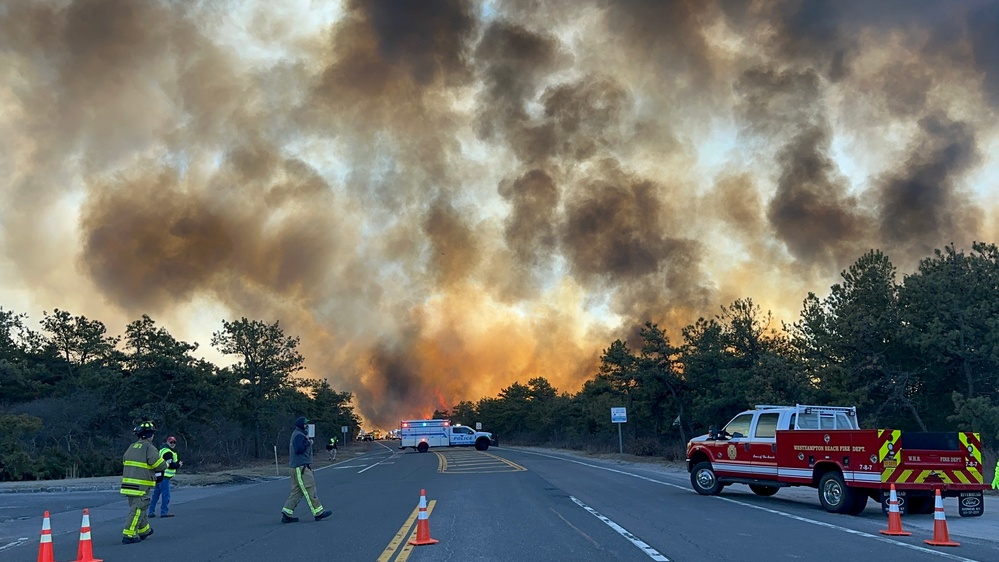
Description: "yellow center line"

(376, 506), (420, 562)
(395, 500), (437, 562)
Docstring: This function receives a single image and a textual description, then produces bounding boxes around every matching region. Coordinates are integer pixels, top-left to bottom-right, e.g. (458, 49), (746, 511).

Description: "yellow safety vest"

(159, 446), (180, 478)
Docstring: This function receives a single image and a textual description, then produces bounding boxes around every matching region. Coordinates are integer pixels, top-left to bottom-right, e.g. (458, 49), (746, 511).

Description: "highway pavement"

(1, 442), (996, 561)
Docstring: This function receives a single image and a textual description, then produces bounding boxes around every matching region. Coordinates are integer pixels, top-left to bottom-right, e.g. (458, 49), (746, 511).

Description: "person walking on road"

(120, 421), (164, 544)
(281, 416), (332, 523)
(149, 435), (183, 518)
(325, 436), (338, 461)
(992, 458), (998, 489)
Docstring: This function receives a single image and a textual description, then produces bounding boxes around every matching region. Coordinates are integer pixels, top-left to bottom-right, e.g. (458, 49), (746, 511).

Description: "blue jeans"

(149, 478), (172, 516)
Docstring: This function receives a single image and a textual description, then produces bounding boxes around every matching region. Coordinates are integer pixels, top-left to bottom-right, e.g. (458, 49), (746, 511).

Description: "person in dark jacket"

(281, 417), (332, 523)
(325, 436), (338, 461)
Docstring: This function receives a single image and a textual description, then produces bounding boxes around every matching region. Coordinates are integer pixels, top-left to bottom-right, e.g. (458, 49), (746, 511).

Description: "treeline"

(436, 244), (999, 459)
(4, 244), (999, 480)
(0, 314), (359, 481)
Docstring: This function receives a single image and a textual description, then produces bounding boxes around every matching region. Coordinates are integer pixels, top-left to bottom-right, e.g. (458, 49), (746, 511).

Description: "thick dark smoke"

(3, 0), (999, 428)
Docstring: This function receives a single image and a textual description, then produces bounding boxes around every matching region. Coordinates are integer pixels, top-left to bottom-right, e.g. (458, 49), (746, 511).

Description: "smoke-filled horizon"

(3, 0), (999, 428)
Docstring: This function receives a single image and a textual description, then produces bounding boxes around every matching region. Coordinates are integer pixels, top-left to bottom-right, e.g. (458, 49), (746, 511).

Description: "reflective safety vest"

(120, 440), (164, 496)
(159, 446), (180, 478)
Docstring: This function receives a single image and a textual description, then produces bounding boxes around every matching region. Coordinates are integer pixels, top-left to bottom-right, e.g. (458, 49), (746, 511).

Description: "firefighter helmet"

(134, 421), (156, 439)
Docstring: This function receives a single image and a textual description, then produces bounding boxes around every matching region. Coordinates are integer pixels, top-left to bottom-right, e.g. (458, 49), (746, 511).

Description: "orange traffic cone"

(408, 489), (438, 546)
(924, 488), (959, 547)
(74, 508), (103, 562)
(37, 511), (55, 562)
(879, 484), (911, 536)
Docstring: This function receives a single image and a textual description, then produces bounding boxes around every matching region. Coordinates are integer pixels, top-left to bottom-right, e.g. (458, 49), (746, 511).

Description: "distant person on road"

(993, 459), (998, 490)
(120, 421), (164, 544)
(325, 436), (338, 461)
(149, 435), (183, 518)
(281, 416), (332, 523)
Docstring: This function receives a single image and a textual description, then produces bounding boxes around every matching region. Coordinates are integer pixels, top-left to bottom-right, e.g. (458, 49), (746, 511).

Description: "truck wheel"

(848, 492), (869, 515)
(691, 462), (723, 496)
(417, 442), (429, 453)
(749, 485), (779, 497)
(818, 472), (857, 514)
(474, 438), (490, 451)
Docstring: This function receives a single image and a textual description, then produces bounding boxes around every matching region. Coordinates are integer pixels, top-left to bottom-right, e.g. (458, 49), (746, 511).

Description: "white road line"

(569, 496), (670, 561)
(0, 538), (30, 552)
(358, 454), (398, 473)
(514, 449), (981, 562)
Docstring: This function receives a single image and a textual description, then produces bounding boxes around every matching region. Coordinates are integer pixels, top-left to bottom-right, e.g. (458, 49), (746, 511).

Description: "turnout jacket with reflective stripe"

(120, 440), (164, 496)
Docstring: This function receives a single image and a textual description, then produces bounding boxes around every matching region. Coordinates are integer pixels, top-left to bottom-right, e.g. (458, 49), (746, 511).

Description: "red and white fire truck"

(686, 404), (988, 516)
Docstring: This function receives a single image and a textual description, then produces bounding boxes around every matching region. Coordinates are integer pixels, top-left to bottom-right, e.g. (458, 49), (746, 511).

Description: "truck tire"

(417, 442), (429, 453)
(691, 462), (723, 496)
(474, 438), (490, 451)
(818, 471), (857, 514)
(848, 492), (869, 515)
(749, 485), (779, 497)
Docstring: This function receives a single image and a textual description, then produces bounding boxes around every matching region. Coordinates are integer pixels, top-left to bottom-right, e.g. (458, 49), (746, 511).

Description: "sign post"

(341, 425), (349, 447)
(611, 407), (627, 454)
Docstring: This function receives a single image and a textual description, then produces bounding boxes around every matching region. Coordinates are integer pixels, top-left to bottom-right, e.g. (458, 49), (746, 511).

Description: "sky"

(2, 0), (999, 428)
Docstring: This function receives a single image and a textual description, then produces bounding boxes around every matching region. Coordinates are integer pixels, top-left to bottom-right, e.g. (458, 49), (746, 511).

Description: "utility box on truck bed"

(685, 404), (988, 516)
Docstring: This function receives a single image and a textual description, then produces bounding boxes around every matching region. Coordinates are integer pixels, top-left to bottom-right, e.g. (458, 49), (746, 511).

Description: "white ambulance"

(399, 419), (498, 453)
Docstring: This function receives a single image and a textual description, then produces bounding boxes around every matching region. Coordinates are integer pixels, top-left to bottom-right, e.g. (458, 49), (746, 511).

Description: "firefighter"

(120, 421), (165, 544)
(992, 458), (998, 490)
(325, 436), (338, 461)
(148, 435), (183, 518)
(281, 417), (332, 523)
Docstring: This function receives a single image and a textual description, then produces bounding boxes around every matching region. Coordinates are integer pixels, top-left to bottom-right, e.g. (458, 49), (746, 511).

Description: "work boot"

(314, 510), (332, 521)
(139, 529), (154, 540)
(122, 536), (142, 544)
(281, 513), (299, 523)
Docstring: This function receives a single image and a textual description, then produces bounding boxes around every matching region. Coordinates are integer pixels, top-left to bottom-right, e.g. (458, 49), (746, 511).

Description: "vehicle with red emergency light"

(686, 404), (988, 516)
(399, 419), (498, 453)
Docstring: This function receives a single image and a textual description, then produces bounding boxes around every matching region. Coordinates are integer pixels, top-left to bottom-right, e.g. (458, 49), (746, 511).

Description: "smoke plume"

(3, 0), (999, 427)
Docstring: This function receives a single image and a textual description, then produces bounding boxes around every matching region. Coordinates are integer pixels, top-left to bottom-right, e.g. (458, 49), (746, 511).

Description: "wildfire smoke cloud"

(2, 0), (999, 426)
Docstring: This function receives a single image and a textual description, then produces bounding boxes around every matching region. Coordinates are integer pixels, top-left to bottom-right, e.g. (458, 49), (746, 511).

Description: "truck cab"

(688, 404), (859, 482)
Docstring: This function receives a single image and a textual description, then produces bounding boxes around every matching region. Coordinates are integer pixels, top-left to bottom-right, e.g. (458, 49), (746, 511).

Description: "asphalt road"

(2, 443), (996, 561)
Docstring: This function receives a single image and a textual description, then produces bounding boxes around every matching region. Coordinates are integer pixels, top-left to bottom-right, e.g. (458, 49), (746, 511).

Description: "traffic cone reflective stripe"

(38, 511), (55, 562)
(408, 489), (438, 546)
(74, 509), (103, 562)
(924, 489), (960, 547)
(879, 484), (911, 536)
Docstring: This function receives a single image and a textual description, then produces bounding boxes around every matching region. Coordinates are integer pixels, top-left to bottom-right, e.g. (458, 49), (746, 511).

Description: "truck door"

(715, 413), (755, 478)
(749, 412), (780, 479)
(449, 426), (475, 446)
